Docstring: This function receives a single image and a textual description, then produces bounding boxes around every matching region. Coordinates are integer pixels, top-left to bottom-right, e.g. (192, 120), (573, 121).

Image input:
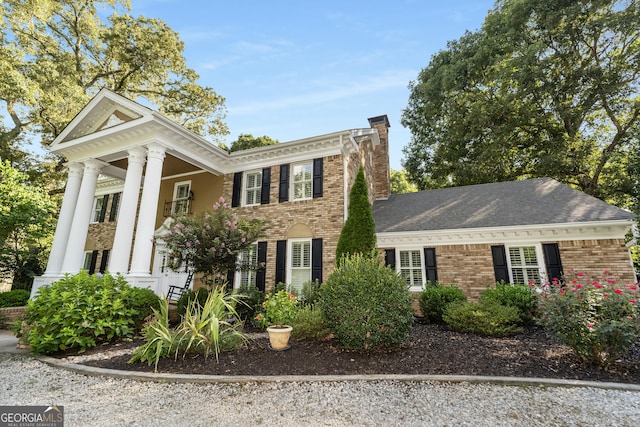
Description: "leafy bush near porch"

(479, 282), (537, 326)
(538, 271), (640, 367)
(0, 289), (30, 307)
(233, 283), (265, 325)
(443, 300), (523, 337)
(17, 272), (142, 354)
(176, 288), (210, 318)
(123, 287), (162, 329)
(418, 283), (467, 324)
(291, 305), (331, 341)
(319, 252), (414, 351)
(130, 288), (248, 371)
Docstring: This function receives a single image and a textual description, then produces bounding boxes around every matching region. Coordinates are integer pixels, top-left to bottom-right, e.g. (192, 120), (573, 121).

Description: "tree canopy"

(390, 169), (418, 194)
(0, 0), (228, 151)
(223, 134), (279, 153)
(402, 0), (639, 206)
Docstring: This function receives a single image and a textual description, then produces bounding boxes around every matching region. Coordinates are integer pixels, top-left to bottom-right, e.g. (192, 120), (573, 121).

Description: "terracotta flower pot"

(266, 325), (293, 350)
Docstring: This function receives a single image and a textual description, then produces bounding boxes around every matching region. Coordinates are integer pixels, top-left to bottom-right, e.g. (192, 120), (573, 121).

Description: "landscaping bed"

(57, 323), (640, 384)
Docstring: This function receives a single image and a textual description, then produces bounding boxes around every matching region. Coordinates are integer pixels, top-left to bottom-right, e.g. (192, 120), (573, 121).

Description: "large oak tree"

(1, 0), (228, 153)
(402, 0), (639, 206)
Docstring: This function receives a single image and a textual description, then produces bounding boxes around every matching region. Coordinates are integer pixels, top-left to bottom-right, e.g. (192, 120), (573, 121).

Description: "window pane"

(176, 184), (190, 199)
(292, 163), (312, 200)
(509, 246), (540, 285)
(399, 250), (422, 287)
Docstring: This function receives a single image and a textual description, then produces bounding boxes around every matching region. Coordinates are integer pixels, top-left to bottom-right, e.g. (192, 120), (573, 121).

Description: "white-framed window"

(236, 243), (258, 288)
(82, 251), (93, 271)
(507, 245), (544, 285)
(91, 196), (105, 223)
(291, 162), (313, 201)
(173, 181), (191, 215)
(399, 249), (424, 290)
(244, 171), (262, 206)
(288, 239), (311, 292)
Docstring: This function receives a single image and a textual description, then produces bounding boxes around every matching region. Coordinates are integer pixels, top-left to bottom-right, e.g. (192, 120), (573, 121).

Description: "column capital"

(64, 162), (84, 178)
(127, 146), (148, 166)
(146, 143), (166, 161)
(82, 158), (108, 175)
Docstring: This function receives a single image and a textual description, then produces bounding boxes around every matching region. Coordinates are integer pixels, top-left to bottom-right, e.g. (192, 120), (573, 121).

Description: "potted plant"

(257, 290), (298, 350)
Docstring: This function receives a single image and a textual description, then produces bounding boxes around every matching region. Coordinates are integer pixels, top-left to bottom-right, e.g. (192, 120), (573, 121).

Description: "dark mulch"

(58, 323), (640, 385)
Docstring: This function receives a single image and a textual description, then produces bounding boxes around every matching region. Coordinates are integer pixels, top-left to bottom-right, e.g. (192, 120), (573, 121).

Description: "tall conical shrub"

(336, 166), (377, 260)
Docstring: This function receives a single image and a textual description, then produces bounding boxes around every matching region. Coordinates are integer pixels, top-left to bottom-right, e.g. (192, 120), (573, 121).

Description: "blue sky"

(131, 0), (496, 170)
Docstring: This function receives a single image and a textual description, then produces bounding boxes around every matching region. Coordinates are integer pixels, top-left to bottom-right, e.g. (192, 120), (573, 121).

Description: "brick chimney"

(368, 115), (391, 200)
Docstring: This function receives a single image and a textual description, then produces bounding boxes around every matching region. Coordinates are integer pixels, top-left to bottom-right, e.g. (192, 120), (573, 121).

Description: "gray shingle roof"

(373, 178), (636, 233)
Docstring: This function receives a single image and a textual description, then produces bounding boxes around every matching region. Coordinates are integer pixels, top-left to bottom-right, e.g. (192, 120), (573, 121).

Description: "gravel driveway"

(1, 354), (639, 426)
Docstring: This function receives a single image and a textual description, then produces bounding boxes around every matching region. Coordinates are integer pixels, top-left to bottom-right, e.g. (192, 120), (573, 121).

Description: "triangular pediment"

(50, 89), (151, 148)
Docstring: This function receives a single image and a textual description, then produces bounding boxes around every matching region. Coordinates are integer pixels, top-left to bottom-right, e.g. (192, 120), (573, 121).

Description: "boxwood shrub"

(443, 299), (523, 337)
(479, 282), (537, 325)
(319, 252), (414, 351)
(418, 284), (467, 324)
(0, 289), (30, 308)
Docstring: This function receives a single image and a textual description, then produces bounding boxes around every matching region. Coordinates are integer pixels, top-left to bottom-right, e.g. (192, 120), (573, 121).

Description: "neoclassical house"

(32, 89), (637, 299)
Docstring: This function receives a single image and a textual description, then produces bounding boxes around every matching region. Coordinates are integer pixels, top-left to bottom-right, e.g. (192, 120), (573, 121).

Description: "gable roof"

(373, 178), (635, 233)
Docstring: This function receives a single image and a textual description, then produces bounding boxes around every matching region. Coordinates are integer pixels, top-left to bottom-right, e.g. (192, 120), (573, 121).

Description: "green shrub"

(291, 305), (331, 341)
(176, 288), (210, 318)
(19, 272), (139, 354)
(479, 282), (537, 325)
(418, 284), (467, 324)
(538, 271), (640, 367)
(319, 252), (414, 351)
(298, 279), (322, 307)
(0, 289), (30, 308)
(233, 283), (264, 324)
(123, 287), (162, 329)
(443, 300), (523, 337)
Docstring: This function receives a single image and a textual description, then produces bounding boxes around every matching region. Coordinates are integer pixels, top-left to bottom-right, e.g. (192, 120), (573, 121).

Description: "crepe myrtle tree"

(158, 197), (267, 286)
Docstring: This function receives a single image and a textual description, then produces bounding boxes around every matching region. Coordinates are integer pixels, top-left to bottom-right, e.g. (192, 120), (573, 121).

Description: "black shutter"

(98, 194), (109, 222)
(108, 193), (120, 222)
(232, 172), (242, 207)
(88, 250), (99, 275)
(424, 247), (438, 285)
(313, 158), (323, 198)
(385, 249), (396, 269)
(491, 245), (510, 283)
(543, 243), (564, 282)
(275, 240), (287, 284)
(256, 241), (268, 292)
(261, 167), (271, 205)
(99, 250), (110, 274)
(311, 238), (323, 283)
(279, 164), (289, 203)
(226, 268), (235, 291)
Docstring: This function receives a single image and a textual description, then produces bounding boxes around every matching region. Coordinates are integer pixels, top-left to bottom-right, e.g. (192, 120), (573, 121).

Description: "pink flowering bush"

(160, 197), (267, 284)
(538, 270), (640, 367)
(256, 290), (299, 328)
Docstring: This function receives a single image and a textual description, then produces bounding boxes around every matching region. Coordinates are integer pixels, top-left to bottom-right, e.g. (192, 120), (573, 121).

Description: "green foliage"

(176, 288), (210, 319)
(0, 161), (55, 288)
(257, 290), (299, 327)
(128, 298), (175, 372)
(291, 305), (332, 341)
(402, 0), (639, 204)
(123, 287), (162, 329)
(0, 289), (30, 308)
(130, 288), (248, 371)
(390, 169), (418, 194)
(319, 252), (414, 351)
(336, 167), (377, 260)
(479, 282), (537, 326)
(418, 283), (467, 324)
(233, 283), (265, 324)
(298, 279), (322, 307)
(223, 134), (279, 153)
(443, 300), (523, 337)
(160, 197), (267, 282)
(538, 271), (640, 367)
(19, 272), (141, 354)
(1, 0), (227, 148)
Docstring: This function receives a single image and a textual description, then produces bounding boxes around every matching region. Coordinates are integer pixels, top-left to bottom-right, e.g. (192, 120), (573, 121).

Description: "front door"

(152, 242), (189, 297)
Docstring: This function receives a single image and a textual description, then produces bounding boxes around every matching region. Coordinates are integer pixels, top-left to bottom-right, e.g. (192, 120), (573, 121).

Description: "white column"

(108, 147), (147, 274)
(44, 162), (84, 275)
(60, 159), (104, 273)
(129, 143), (166, 275)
